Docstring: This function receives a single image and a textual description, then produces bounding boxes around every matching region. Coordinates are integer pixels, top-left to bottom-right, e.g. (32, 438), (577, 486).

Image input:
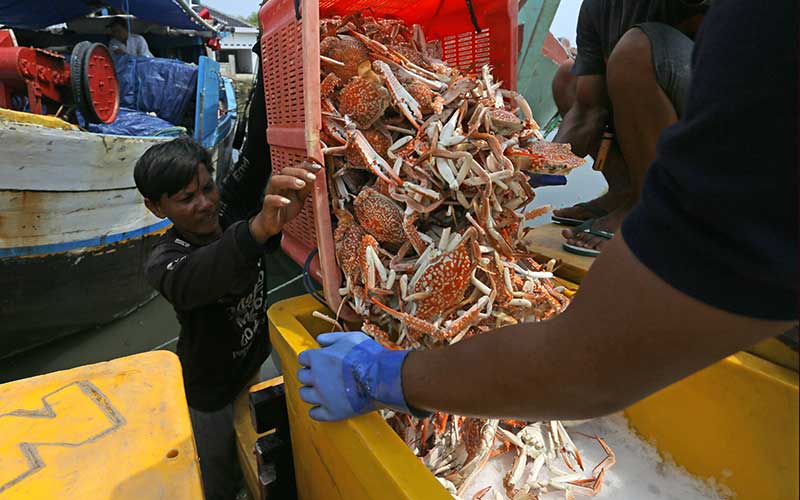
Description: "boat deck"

(525, 222), (595, 283)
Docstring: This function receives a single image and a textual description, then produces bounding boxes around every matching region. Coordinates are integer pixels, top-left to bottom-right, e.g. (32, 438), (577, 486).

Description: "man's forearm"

(554, 103), (608, 157)
(401, 237), (793, 421)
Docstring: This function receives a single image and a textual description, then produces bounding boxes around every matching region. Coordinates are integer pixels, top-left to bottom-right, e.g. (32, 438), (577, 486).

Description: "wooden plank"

(523, 222), (593, 283)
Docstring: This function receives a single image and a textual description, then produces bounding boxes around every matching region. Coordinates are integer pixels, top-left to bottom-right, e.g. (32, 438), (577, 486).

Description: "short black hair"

(134, 137), (214, 201)
(106, 17), (128, 29)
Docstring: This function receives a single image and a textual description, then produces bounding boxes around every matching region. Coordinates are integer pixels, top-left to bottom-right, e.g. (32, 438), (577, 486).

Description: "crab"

(406, 81), (444, 115)
(412, 227), (480, 321)
(344, 128), (391, 168)
(320, 35), (369, 80)
(338, 76), (390, 128)
(488, 108), (523, 135)
(508, 141), (586, 174)
(353, 186), (407, 245)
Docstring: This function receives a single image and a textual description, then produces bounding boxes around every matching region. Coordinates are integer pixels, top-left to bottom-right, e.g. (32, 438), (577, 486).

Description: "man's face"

(145, 164), (221, 241)
(110, 24), (128, 43)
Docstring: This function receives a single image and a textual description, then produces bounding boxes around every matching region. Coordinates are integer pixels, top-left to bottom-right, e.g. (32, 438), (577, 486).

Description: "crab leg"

(370, 297), (444, 337)
(320, 55), (345, 67)
(444, 296), (488, 339)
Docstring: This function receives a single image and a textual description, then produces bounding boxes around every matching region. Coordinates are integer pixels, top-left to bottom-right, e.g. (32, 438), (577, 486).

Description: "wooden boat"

(0, 3), (237, 358)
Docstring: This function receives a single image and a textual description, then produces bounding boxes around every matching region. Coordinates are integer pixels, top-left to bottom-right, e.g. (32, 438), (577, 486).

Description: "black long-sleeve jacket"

(145, 62), (277, 411)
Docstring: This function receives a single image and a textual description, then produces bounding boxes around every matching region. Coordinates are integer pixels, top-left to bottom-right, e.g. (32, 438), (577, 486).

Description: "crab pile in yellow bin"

(315, 13), (614, 499)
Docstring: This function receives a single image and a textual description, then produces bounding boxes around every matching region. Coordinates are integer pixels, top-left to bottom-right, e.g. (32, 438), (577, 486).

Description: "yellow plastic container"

(268, 296), (451, 500)
(0, 351), (203, 499)
(268, 294), (799, 500)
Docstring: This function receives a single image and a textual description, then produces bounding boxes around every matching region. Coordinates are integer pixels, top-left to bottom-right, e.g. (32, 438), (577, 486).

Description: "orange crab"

(320, 35), (369, 81)
(338, 76), (390, 128)
(507, 141), (586, 174)
(353, 186), (406, 245)
(406, 81), (444, 115)
(413, 228), (480, 320)
(344, 128), (391, 168)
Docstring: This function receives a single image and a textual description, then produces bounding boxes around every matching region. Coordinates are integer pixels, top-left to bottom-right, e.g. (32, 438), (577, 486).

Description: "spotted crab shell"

(520, 141), (586, 174)
(389, 43), (431, 69)
(488, 108), (523, 134)
(338, 77), (390, 128)
(353, 187), (406, 245)
(406, 81), (443, 115)
(334, 217), (367, 280)
(413, 234), (477, 320)
(320, 35), (369, 81)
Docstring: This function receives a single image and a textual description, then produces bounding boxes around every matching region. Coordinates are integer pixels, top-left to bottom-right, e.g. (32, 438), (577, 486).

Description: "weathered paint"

(0, 230), (164, 359)
(0, 189), (165, 249)
(0, 351), (203, 499)
(0, 120), (167, 191)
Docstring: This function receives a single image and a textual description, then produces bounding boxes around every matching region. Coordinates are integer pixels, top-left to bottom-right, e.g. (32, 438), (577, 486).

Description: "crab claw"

(373, 60), (423, 127)
(347, 128), (403, 185)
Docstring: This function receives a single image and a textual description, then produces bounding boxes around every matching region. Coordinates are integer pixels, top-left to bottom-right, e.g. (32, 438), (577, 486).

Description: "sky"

(200, 0), (583, 42)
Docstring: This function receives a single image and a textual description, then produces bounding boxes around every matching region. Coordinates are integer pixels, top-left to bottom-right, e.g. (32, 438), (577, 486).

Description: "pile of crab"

(315, 14), (613, 499)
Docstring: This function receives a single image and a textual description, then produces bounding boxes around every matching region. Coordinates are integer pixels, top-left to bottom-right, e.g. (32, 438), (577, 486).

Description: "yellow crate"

(0, 351), (203, 499)
(268, 294), (799, 500)
(268, 295), (451, 499)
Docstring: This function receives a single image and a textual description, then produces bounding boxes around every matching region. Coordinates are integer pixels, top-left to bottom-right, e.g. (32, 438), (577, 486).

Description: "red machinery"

(0, 30), (119, 124)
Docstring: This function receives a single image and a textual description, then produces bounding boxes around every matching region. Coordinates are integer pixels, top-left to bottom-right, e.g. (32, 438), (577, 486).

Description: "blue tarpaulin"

(87, 107), (176, 136)
(115, 55), (197, 125)
(0, 0), (214, 31)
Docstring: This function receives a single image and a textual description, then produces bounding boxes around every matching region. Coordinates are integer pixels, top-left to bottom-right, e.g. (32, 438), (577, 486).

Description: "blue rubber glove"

(527, 173), (567, 188)
(297, 332), (419, 422)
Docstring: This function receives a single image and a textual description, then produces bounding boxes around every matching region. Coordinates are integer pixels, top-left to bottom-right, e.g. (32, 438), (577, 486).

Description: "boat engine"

(0, 29), (119, 124)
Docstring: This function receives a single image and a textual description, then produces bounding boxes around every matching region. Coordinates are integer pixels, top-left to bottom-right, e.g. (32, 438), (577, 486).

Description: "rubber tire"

(69, 41), (92, 120)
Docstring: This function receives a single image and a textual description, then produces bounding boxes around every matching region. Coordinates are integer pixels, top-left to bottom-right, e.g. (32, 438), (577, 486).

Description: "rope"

(124, 0), (132, 34)
(303, 248), (328, 306)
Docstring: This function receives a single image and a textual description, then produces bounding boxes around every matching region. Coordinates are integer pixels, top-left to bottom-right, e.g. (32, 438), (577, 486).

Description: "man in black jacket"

(134, 136), (318, 499)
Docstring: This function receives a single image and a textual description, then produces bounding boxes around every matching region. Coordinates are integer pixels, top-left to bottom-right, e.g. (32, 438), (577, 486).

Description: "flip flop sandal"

(562, 219), (615, 257)
(551, 201), (610, 226)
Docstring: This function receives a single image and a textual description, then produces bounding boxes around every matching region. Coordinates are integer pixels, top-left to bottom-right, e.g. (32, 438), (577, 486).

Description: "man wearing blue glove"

(298, 0), (797, 423)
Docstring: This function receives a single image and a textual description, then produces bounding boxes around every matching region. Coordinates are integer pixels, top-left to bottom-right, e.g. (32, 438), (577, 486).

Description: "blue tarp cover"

(115, 55), (197, 125)
(0, 0), (212, 31)
(87, 107), (175, 136)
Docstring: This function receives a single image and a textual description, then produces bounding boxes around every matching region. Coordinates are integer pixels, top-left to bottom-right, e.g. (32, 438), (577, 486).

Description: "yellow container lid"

(0, 351), (203, 499)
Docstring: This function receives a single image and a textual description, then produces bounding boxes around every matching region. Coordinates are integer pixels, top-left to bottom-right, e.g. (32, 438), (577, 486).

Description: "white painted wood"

(0, 120), (168, 191)
(0, 188), (164, 248)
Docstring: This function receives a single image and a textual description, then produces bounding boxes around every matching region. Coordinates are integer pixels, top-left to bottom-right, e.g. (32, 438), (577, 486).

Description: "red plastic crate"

(259, 0), (518, 313)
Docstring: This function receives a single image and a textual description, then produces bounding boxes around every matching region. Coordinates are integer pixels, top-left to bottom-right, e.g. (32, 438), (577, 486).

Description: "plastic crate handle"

(294, 0), (301, 21)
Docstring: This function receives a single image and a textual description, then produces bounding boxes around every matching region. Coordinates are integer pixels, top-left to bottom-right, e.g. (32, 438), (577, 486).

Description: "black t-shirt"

(621, 0), (797, 320)
(573, 0), (707, 76)
(145, 86), (280, 410)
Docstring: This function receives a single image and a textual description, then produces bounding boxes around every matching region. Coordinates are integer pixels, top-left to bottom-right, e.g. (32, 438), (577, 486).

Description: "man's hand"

(113, 48), (125, 55)
(249, 159), (321, 244)
(297, 332), (413, 421)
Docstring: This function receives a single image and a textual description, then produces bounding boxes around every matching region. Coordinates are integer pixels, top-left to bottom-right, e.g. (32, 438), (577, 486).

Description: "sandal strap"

(576, 201), (610, 217)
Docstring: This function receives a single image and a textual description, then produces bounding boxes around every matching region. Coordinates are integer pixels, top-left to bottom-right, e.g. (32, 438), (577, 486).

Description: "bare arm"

(402, 235), (793, 420)
(553, 74), (609, 157)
